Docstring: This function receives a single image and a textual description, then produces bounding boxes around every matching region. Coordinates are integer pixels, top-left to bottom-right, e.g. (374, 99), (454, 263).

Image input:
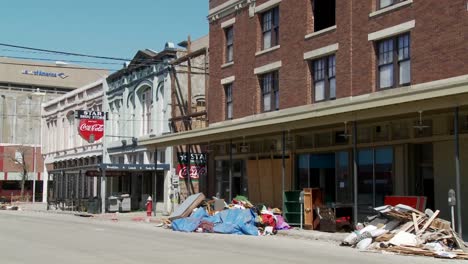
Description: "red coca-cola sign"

(75, 110), (106, 143)
(78, 119), (104, 143)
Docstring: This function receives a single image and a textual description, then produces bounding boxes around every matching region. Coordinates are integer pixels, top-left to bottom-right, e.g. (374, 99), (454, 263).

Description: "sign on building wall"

(22, 69), (69, 79)
(176, 152), (207, 179)
(75, 110), (106, 143)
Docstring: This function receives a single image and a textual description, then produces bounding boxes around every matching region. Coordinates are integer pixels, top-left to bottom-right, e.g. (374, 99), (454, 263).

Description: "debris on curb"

(341, 204), (468, 260)
(163, 194), (291, 236)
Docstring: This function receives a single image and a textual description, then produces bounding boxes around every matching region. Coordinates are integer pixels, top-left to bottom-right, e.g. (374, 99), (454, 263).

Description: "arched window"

(136, 85), (152, 136)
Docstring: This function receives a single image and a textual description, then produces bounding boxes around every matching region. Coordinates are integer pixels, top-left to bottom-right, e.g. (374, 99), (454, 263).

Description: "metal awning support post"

(282, 131), (286, 204)
(100, 169), (106, 214)
(353, 121), (358, 226)
(228, 139), (233, 202)
(454, 107), (463, 236)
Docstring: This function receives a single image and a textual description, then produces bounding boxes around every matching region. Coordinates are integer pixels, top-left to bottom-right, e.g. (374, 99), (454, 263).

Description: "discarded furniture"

(384, 196), (427, 212)
(169, 193), (206, 221)
(119, 194), (131, 212)
(283, 191), (301, 226)
(303, 188), (323, 230)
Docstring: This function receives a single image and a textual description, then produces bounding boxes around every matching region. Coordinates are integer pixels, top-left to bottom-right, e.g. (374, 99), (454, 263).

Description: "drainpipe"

(454, 107), (462, 236)
(353, 121), (358, 226)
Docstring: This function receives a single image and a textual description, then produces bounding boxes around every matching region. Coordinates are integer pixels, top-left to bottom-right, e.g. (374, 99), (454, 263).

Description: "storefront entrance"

(357, 147), (394, 219)
(297, 151), (352, 205)
(216, 159), (247, 200)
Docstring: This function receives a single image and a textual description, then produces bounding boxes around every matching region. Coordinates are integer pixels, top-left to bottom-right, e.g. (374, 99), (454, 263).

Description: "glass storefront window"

(357, 147), (394, 220)
(216, 159), (247, 200)
(336, 151), (352, 204)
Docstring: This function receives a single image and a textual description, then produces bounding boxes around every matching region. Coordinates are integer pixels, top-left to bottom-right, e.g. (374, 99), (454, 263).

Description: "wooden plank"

(412, 213), (420, 233)
(246, 160), (260, 204)
(303, 188), (313, 230)
(259, 159), (274, 206)
(272, 159), (282, 208)
(417, 210), (440, 235)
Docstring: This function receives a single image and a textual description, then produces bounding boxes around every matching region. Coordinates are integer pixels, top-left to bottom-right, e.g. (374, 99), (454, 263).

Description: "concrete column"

(454, 107), (463, 236)
(42, 163), (48, 203)
(353, 121), (358, 226)
(100, 170), (106, 214)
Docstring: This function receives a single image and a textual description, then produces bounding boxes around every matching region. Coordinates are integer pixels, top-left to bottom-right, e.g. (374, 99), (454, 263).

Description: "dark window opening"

(313, 0), (336, 32)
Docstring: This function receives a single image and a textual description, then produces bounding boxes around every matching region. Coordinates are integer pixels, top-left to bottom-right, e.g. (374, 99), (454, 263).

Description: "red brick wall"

(208, 0), (468, 124)
(0, 146), (3, 172)
(1, 146), (44, 173)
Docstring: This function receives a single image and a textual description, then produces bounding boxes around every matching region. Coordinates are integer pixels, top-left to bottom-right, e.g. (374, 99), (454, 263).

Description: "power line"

(0, 60), (116, 71)
(0, 42), (132, 62)
(1, 55), (123, 66)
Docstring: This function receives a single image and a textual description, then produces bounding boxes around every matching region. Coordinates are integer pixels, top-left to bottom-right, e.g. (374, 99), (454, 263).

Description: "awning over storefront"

(100, 163), (169, 171)
(47, 163), (170, 176)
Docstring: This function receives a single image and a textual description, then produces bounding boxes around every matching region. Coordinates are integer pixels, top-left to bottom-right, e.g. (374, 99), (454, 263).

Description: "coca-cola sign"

(78, 119), (104, 143)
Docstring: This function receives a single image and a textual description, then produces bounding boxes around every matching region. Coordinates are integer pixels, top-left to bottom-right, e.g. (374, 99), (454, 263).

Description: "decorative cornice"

(208, 0), (256, 23)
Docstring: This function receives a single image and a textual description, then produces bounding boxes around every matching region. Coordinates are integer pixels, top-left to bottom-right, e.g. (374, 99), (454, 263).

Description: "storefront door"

(357, 147), (394, 220)
(216, 159), (246, 201)
(297, 151), (352, 204)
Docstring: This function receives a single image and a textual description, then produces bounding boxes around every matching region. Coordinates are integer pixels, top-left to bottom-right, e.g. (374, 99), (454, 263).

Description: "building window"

(377, 33), (410, 89)
(261, 71), (279, 112)
(261, 7), (279, 50)
(224, 83), (233, 120)
(378, 0), (405, 9)
(313, 55), (336, 102)
(225, 26), (234, 63)
(313, 0), (336, 32)
(141, 88), (152, 135)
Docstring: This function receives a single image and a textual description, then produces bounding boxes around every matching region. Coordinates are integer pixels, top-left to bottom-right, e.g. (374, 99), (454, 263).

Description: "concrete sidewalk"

(277, 228), (347, 243)
(15, 202), (347, 243)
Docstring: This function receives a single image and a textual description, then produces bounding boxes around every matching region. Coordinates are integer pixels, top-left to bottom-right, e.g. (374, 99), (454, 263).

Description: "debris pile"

(166, 193), (290, 236)
(342, 204), (468, 260)
(0, 203), (19, 210)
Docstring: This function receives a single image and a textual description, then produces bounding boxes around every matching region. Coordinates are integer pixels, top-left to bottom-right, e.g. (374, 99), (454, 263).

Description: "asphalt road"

(0, 211), (462, 264)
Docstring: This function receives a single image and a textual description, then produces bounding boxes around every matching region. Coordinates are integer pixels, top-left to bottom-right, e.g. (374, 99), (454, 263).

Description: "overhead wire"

(0, 42), (133, 61)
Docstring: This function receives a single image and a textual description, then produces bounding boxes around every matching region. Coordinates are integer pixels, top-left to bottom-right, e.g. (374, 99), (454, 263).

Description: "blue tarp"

(172, 208), (259, 236)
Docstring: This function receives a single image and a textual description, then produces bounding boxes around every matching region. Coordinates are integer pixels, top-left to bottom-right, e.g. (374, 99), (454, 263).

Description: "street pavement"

(0, 210), (463, 264)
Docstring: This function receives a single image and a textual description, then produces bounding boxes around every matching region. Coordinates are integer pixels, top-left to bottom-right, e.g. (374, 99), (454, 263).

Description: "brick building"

(140, 0), (468, 237)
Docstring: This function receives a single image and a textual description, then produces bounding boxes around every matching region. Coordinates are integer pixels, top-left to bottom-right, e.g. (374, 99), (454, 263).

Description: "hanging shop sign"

(176, 152), (207, 179)
(75, 110), (106, 143)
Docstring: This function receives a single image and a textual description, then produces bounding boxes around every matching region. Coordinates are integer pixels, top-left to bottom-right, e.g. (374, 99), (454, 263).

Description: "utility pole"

(186, 35), (193, 195)
(187, 35), (192, 116)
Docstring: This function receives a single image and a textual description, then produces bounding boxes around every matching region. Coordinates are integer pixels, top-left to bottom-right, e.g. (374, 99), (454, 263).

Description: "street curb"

(276, 229), (347, 243)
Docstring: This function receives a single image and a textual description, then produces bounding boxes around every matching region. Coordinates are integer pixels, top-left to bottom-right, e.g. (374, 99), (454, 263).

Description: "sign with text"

(176, 152), (207, 179)
(75, 110), (106, 143)
(22, 69), (68, 79)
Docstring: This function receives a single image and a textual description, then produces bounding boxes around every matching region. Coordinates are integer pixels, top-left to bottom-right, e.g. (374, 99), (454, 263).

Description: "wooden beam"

(417, 210), (440, 235)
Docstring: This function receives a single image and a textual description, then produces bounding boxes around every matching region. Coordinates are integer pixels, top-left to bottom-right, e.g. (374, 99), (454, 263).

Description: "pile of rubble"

(165, 193), (290, 236)
(342, 204), (468, 260)
(0, 203), (19, 210)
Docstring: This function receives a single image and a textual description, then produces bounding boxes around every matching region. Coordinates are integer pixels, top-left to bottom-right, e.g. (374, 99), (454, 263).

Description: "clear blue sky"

(0, 0), (208, 71)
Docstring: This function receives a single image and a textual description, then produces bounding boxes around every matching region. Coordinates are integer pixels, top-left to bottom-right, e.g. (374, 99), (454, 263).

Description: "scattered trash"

(0, 204), (19, 211)
(342, 204), (468, 260)
(165, 193), (291, 236)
